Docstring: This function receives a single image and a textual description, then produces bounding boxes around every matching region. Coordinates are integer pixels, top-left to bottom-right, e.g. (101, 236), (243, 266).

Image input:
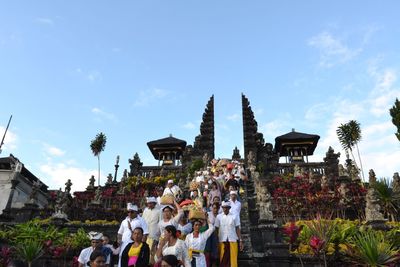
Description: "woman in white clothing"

(158, 201), (183, 239)
(185, 218), (215, 267)
(155, 225), (190, 267)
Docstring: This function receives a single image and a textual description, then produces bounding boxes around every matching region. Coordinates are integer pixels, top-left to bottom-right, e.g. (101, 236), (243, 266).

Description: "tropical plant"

(336, 120), (365, 181)
(389, 98), (400, 142)
(187, 158), (204, 175)
(373, 178), (399, 221)
(345, 229), (400, 267)
(90, 132), (107, 186)
(15, 239), (44, 267)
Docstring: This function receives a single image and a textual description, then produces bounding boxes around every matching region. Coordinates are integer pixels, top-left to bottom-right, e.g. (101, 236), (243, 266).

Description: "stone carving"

(202, 153), (209, 167)
(87, 175), (95, 190)
(368, 169), (376, 185)
(106, 173), (113, 185)
(64, 179), (72, 195)
(28, 180), (42, 204)
(294, 165), (301, 177)
(53, 189), (68, 220)
(92, 187), (102, 204)
(256, 180), (274, 221)
(129, 153), (143, 176)
(232, 146), (241, 160)
(338, 182), (349, 204)
(392, 172), (400, 195)
(338, 164), (348, 177)
(193, 95), (215, 159)
(247, 151), (256, 172)
(321, 175), (328, 189)
(365, 186), (385, 222)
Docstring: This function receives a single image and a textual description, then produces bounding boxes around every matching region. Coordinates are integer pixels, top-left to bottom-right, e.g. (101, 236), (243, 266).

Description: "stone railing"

(139, 165), (183, 178)
(277, 162), (326, 175)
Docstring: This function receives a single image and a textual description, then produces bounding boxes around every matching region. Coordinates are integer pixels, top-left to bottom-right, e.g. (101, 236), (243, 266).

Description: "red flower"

(282, 222), (302, 245)
(309, 236), (325, 254)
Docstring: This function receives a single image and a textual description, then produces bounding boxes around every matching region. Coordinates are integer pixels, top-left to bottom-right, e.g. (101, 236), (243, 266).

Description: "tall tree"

(336, 120), (364, 181)
(389, 98), (400, 142)
(90, 132), (107, 186)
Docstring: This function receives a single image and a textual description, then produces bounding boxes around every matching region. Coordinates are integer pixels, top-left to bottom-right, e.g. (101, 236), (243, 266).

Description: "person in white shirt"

(158, 201), (184, 240)
(117, 203), (149, 267)
(142, 197), (160, 264)
(214, 201), (243, 267)
(78, 232), (111, 267)
(163, 179), (182, 198)
(185, 218), (215, 267)
(229, 191), (241, 219)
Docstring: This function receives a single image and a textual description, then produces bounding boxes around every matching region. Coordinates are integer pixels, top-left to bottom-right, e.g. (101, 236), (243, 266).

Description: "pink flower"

(309, 236), (325, 253)
(282, 222), (302, 245)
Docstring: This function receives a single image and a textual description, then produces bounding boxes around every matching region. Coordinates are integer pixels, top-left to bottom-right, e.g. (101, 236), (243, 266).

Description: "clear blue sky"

(1, 1), (399, 192)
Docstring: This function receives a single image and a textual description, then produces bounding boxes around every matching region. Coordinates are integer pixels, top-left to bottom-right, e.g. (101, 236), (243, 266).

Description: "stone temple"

(0, 94), (377, 266)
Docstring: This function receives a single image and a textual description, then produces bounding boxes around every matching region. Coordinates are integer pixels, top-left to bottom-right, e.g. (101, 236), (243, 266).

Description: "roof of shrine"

(147, 135), (187, 159)
(274, 129), (320, 156)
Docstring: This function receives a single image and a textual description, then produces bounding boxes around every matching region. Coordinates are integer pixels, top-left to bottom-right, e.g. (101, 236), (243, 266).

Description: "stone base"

(366, 219), (389, 230)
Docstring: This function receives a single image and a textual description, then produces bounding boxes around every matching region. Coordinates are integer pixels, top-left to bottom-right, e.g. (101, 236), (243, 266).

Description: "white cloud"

(91, 107), (117, 122)
(134, 88), (169, 107)
(87, 71), (102, 82)
(367, 66), (400, 117)
(227, 113), (240, 122)
(260, 120), (287, 142)
(40, 162), (98, 192)
(35, 17), (54, 25)
(182, 122), (196, 130)
(43, 143), (65, 157)
(0, 126), (17, 152)
(308, 31), (361, 67)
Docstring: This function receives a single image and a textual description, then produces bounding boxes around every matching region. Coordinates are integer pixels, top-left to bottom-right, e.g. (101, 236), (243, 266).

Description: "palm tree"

(373, 178), (399, 221)
(90, 132), (107, 186)
(389, 98), (400, 142)
(336, 120), (364, 181)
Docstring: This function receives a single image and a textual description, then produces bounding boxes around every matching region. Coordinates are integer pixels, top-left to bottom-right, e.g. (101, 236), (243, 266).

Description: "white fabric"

(88, 231), (103, 240)
(214, 212), (240, 242)
(160, 239), (190, 267)
(162, 185), (181, 197)
(127, 202), (138, 211)
(185, 224), (215, 266)
(177, 222), (192, 235)
(158, 209), (183, 239)
(78, 246), (110, 266)
(221, 201), (231, 208)
(146, 196), (157, 203)
(207, 211), (221, 225)
(229, 199), (242, 218)
(142, 207), (161, 240)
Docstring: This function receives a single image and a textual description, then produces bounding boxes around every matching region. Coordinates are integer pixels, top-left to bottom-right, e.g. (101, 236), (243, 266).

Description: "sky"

(1, 1), (400, 193)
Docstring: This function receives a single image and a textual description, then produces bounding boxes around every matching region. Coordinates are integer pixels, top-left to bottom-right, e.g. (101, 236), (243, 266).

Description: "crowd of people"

(78, 159), (247, 267)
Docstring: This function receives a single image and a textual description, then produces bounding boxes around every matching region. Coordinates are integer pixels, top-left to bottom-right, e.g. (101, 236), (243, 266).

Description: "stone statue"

(338, 164), (348, 177)
(257, 182), (273, 221)
(93, 187), (102, 203)
(365, 185), (385, 222)
(121, 169), (128, 183)
(247, 151), (256, 172)
(338, 182), (349, 204)
(368, 169), (376, 186)
(87, 175), (95, 190)
(321, 175), (328, 189)
(28, 180), (42, 204)
(53, 189), (68, 220)
(64, 179), (72, 195)
(202, 153), (210, 167)
(294, 165), (301, 177)
(106, 173), (113, 185)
